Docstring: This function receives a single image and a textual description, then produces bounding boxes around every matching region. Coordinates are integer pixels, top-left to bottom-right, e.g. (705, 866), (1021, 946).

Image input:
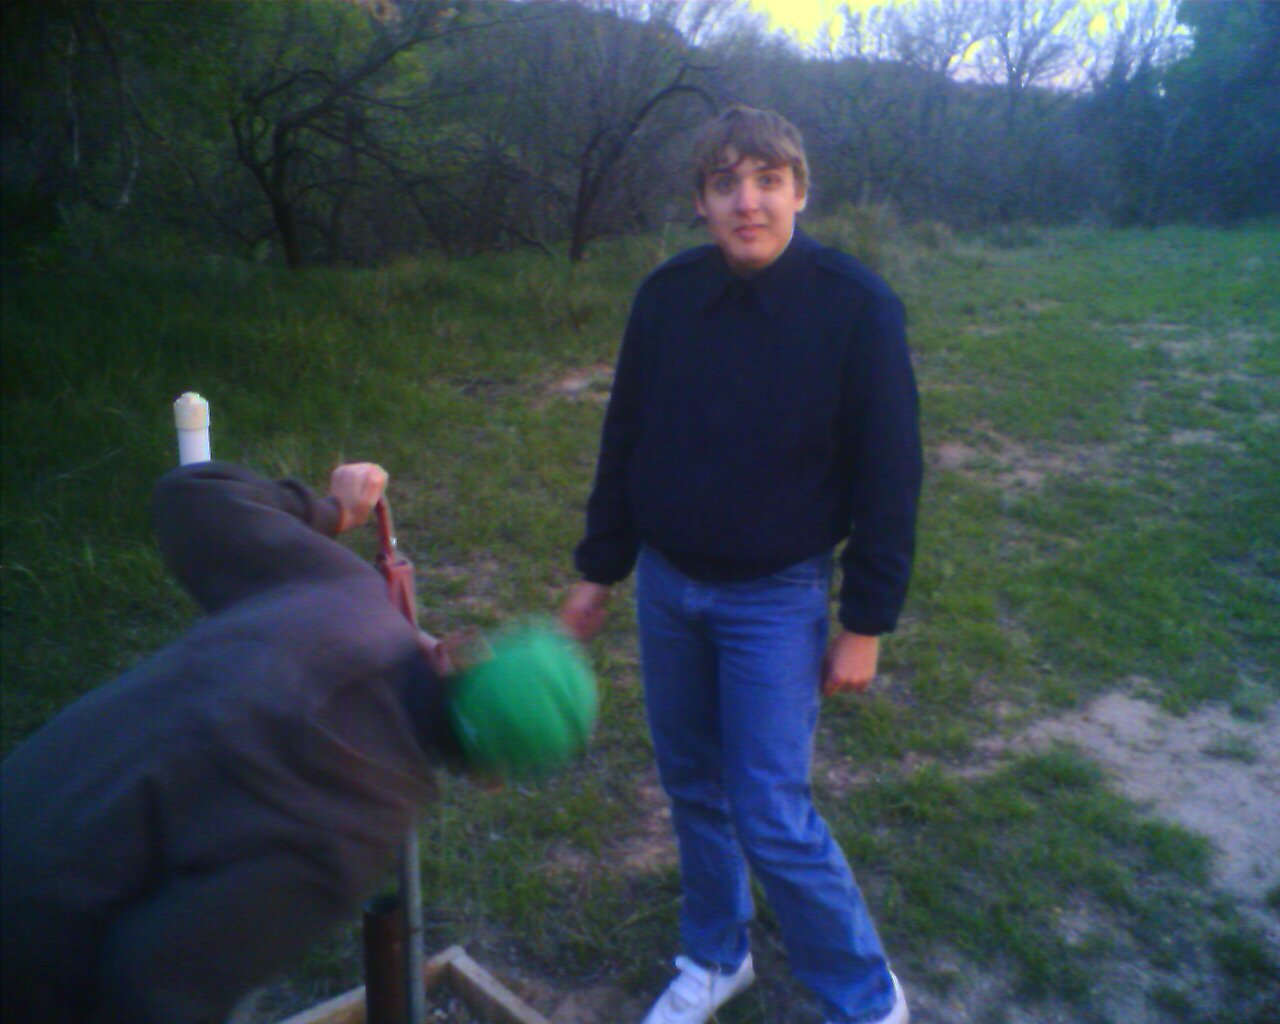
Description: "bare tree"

(834, 2), (894, 60)
(492, 1), (718, 261)
(880, 0), (982, 77)
(0, 0), (152, 246)
(228, 1), (460, 268)
(872, 0), (986, 213)
(975, 0), (1081, 129)
(1079, 0), (1189, 90)
(1076, 0), (1192, 224)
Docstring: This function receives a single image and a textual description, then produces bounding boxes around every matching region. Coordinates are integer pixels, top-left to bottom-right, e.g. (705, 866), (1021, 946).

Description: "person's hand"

(417, 628), (487, 678)
(821, 631), (880, 696)
(417, 631), (455, 677)
(559, 581), (611, 642)
(329, 462), (388, 533)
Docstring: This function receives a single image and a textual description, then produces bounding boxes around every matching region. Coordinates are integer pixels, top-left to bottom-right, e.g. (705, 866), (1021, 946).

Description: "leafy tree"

(1164, 0), (1280, 221)
(1076, 0), (1189, 224)
(0, 0), (182, 248)
(4, 0), (1274, 267)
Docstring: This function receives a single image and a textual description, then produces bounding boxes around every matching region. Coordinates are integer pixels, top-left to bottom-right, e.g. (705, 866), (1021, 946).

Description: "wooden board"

(272, 946), (551, 1024)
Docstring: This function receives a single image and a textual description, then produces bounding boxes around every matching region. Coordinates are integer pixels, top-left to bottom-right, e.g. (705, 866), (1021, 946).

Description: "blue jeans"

(636, 547), (895, 1023)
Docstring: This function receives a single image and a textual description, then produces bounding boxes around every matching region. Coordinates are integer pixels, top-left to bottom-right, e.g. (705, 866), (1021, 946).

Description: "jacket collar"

(697, 228), (817, 319)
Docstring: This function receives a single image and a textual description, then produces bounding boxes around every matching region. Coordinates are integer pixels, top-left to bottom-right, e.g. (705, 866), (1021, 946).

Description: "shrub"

(811, 201), (901, 272)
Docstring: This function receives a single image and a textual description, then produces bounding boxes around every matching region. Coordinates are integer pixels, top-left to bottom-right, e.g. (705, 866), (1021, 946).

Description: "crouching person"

(1, 461), (596, 1024)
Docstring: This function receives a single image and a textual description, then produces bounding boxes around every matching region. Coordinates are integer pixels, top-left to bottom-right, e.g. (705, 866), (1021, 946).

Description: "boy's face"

(695, 154), (807, 276)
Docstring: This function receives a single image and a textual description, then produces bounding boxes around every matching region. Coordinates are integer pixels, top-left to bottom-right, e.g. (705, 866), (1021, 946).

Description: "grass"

(3, 222), (1278, 1022)
(1202, 734), (1260, 764)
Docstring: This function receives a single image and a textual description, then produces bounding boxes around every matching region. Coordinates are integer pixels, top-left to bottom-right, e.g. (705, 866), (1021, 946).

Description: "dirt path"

(1006, 692), (1280, 948)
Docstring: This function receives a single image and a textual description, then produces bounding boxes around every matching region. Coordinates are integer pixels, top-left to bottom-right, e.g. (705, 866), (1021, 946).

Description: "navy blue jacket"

(574, 230), (923, 635)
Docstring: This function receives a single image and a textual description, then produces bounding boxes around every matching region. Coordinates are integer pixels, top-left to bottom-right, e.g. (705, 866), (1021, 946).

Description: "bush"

(909, 220), (955, 251)
(810, 201), (901, 272)
(982, 221), (1040, 249)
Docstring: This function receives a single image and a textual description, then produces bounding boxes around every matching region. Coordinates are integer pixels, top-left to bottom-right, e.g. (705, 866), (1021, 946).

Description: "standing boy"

(562, 106), (921, 1024)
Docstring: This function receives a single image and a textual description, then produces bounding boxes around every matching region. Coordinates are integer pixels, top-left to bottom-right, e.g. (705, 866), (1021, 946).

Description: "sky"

(745, 0), (1186, 52)
(746, 0), (883, 47)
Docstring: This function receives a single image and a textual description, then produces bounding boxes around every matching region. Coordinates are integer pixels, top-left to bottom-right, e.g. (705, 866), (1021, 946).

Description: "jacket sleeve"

(573, 287), (650, 585)
(150, 461), (372, 615)
(837, 288), (924, 635)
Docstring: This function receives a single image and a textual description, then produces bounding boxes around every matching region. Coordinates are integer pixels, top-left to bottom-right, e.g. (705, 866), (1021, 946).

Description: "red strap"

(375, 498), (397, 561)
(374, 498), (418, 627)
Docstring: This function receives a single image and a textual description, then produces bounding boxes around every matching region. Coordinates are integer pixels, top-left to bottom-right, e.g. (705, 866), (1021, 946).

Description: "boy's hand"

(559, 581), (611, 642)
(821, 631), (880, 696)
(329, 462), (388, 533)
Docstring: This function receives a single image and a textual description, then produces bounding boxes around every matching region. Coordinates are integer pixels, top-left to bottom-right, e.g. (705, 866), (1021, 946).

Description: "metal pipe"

(399, 825), (426, 1024)
(373, 498), (427, 1024)
(363, 893), (408, 1024)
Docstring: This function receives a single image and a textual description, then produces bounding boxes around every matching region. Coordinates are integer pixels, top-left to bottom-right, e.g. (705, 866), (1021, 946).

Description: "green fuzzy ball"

(447, 619), (597, 779)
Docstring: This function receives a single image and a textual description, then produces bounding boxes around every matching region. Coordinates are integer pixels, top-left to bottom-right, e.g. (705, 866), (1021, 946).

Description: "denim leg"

(710, 560), (896, 1023)
(637, 550), (752, 972)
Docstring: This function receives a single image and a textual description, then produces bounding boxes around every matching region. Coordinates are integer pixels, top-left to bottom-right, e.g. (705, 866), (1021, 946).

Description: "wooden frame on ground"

(274, 946), (552, 1024)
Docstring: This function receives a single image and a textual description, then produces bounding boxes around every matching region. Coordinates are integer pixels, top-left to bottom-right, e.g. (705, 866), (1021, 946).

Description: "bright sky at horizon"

(747, 0), (883, 46)
(745, 0), (1185, 51)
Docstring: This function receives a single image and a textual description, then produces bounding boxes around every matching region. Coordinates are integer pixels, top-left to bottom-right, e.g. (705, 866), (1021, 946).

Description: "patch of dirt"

(905, 954), (1085, 1024)
(543, 842), (593, 877)
(818, 757), (878, 794)
(506, 976), (646, 1024)
(446, 376), (522, 401)
(545, 767), (675, 881)
(421, 988), (489, 1023)
(935, 440), (980, 469)
(426, 555), (505, 623)
(908, 935), (1243, 1024)
(610, 768), (677, 875)
(545, 363), (614, 403)
(1170, 428), (1221, 446)
(814, 687), (1280, 1023)
(1119, 320), (1266, 371)
(1116, 319), (1196, 350)
(1167, 427), (1246, 453)
(989, 691), (1280, 947)
(933, 432), (1118, 492)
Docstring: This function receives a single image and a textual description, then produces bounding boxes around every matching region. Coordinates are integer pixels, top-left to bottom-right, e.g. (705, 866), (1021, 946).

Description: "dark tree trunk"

(269, 191), (304, 270)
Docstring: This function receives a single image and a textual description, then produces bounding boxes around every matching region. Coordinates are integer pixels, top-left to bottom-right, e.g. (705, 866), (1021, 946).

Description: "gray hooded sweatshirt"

(1, 462), (454, 1024)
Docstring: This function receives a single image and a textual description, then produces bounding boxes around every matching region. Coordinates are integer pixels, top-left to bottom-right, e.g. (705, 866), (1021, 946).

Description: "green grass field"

(2, 221), (1277, 1022)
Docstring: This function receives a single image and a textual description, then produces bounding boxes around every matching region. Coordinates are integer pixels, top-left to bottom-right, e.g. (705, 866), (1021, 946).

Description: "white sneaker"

(640, 953), (756, 1024)
(824, 970), (909, 1024)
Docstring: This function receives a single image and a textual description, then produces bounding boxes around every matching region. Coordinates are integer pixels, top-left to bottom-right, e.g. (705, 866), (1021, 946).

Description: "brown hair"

(690, 105), (809, 196)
